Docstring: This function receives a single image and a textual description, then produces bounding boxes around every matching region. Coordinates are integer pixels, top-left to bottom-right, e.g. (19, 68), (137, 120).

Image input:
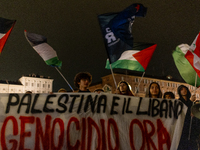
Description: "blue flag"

(98, 3), (147, 64)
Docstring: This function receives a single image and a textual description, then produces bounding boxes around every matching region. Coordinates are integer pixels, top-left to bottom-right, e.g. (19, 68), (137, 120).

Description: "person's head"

(146, 82), (162, 98)
(58, 88), (67, 93)
(114, 87), (121, 94)
(117, 81), (134, 96)
(26, 91), (32, 94)
(163, 92), (175, 99)
(177, 85), (191, 100)
(74, 72), (92, 90)
(94, 89), (104, 94)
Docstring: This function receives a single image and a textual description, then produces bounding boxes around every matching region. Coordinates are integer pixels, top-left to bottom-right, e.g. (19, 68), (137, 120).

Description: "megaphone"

(191, 103), (200, 119)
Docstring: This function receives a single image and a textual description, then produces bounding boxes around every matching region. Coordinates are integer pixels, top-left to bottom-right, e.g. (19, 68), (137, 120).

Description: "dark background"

(0, 0), (200, 92)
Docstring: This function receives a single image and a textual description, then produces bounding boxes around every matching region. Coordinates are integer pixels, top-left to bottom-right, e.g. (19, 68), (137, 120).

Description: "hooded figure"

(117, 81), (134, 96)
(177, 85), (200, 150)
(177, 85), (192, 107)
(145, 82), (162, 98)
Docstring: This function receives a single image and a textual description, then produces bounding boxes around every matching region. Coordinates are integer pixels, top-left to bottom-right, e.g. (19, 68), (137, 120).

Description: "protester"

(177, 85), (200, 150)
(163, 91), (175, 99)
(114, 87), (121, 94)
(94, 88), (104, 94)
(177, 85), (196, 107)
(145, 82), (162, 98)
(116, 81), (134, 96)
(74, 72), (92, 92)
(25, 91), (32, 94)
(58, 88), (67, 93)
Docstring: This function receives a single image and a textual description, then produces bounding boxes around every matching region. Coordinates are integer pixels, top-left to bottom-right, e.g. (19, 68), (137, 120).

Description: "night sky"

(0, 0), (200, 92)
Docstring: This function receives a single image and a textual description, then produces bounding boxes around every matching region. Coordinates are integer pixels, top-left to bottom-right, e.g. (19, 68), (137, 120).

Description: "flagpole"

(194, 73), (198, 93)
(135, 72), (145, 95)
(109, 64), (117, 89)
(188, 73), (198, 140)
(55, 67), (74, 92)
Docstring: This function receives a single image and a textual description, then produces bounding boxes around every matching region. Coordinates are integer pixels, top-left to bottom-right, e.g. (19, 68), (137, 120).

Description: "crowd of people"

(56, 72), (198, 104)
(24, 71), (200, 149)
(58, 72), (196, 101)
(57, 72), (199, 150)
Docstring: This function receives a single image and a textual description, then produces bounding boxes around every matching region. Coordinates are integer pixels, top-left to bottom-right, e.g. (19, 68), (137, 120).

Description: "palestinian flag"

(0, 17), (16, 54)
(172, 44), (200, 87)
(105, 43), (157, 72)
(98, 3), (147, 64)
(24, 31), (62, 69)
(185, 33), (200, 78)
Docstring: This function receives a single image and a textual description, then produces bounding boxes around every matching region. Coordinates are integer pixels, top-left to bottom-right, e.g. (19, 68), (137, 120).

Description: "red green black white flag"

(0, 17), (16, 54)
(185, 32), (200, 78)
(24, 31), (62, 69)
(105, 42), (157, 72)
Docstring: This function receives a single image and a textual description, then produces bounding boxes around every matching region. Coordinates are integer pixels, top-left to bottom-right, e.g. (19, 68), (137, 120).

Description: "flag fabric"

(172, 44), (200, 87)
(105, 43), (157, 72)
(185, 32), (200, 78)
(98, 3), (147, 64)
(0, 17), (16, 54)
(24, 31), (62, 69)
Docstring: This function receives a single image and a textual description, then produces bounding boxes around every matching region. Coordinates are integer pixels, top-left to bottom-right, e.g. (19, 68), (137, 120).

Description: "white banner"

(0, 93), (187, 150)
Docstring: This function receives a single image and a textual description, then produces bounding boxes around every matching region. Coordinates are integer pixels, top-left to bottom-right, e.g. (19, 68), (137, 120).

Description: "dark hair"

(145, 82), (162, 98)
(163, 92), (175, 99)
(26, 91), (32, 94)
(117, 80), (134, 96)
(74, 72), (92, 88)
(177, 85), (191, 99)
(58, 88), (67, 93)
(94, 89), (104, 93)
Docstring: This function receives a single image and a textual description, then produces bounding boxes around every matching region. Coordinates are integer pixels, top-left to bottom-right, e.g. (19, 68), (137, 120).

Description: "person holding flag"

(177, 85), (200, 150)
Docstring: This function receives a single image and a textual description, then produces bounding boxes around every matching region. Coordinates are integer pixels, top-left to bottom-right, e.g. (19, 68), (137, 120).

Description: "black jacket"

(177, 85), (200, 150)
